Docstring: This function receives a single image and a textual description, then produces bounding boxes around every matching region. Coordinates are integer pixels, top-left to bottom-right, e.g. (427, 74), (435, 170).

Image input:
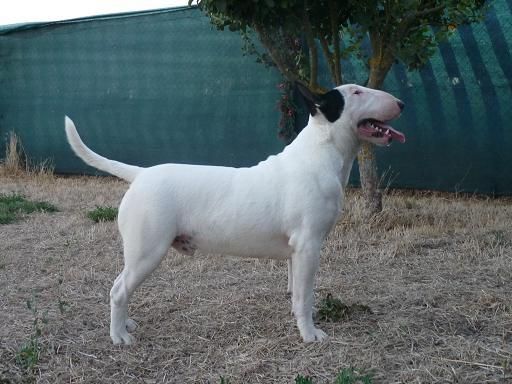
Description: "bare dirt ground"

(1, 173), (512, 383)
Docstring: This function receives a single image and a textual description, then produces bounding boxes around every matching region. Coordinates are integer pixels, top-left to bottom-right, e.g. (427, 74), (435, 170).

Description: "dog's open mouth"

(357, 119), (406, 146)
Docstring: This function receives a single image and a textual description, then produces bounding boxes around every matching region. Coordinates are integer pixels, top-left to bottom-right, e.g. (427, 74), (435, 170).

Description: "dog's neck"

(329, 116), (361, 187)
(287, 115), (361, 187)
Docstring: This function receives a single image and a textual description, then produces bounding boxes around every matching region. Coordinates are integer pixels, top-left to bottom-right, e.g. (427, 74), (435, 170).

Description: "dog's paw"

(301, 327), (328, 343)
(125, 318), (138, 332)
(111, 330), (136, 345)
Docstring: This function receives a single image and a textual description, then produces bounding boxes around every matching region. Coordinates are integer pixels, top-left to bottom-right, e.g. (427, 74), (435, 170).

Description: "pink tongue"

(379, 123), (406, 143)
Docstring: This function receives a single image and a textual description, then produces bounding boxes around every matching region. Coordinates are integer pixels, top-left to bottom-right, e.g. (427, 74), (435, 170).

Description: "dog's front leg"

(290, 236), (327, 342)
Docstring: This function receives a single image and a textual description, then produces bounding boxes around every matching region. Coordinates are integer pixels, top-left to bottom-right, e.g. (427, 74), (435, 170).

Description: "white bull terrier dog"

(65, 83), (405, 344)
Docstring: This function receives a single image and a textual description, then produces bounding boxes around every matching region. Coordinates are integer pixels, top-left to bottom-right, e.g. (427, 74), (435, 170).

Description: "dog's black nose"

(397, 100), (405, 111)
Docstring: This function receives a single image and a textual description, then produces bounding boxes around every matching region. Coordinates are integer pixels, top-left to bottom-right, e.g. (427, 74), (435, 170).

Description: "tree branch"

(393, 4), (445, 47)
(328, 0), (342, 85)
(402, 4), (445, 27)
(303, 1), (319, 90)
(319, 37), (336, 84)
(253, 25), (301, 82)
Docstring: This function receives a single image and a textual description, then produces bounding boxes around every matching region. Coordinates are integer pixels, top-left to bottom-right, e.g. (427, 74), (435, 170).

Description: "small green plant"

(335, 368), (373, 384)
(0, 194), (57, 224)
(87, 206), (118, 222)
(17, 338), (39, 371)
(295, 374), (314, 384)
(57, 278), (69, 315)
(317, 294), (372, 323)
(294, 368), (373, 384)
(16, 294), (47, 371)
(58, 299), (69, 315)
(219, 376), (230, 384)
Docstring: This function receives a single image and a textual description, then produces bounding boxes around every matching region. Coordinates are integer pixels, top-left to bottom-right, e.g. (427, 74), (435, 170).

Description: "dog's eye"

(353, 90), (362, 95)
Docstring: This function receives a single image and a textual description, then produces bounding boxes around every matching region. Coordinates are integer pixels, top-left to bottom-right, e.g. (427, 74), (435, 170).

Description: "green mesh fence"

(1, 3), (511, 195)
(0, 7), (283, 173)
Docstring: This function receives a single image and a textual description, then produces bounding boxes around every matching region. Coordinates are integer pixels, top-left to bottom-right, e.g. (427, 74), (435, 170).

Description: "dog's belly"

(173, 231), (292, 260)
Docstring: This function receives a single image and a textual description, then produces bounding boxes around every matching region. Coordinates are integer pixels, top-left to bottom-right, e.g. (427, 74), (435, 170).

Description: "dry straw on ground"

(0, 132), (54, 180)
(1, 172), (511, 383)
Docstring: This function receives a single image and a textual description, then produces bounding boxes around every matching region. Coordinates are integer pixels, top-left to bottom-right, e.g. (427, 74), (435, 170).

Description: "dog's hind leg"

(110, 214), (176, 345)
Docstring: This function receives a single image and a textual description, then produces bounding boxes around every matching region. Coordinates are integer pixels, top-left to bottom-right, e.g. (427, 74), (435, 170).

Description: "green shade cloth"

(0, 7), (283, 173)
(1, 2), (511, 195)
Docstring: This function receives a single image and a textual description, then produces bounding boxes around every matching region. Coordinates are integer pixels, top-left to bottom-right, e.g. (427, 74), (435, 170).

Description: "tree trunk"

(358, 141), (383, 214)
(357, 45), (394, 216)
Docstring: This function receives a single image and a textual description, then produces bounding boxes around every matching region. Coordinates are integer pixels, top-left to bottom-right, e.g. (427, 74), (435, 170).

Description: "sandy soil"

(1, 174), (511, 383)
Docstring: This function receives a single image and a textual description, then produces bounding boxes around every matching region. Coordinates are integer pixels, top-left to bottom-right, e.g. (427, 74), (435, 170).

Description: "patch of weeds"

(17, 338), (39, 372)
(295, 375), (314, 384)
(57, 278), (70, 315)
(295, 368), (373, 384)
(404, 199), (418, 210)
(16, 294), (47, 371)
(486, 230), (509, 247)
(335, 368), (373, 384)
(58, 299), (70, 314)
(0, 194), (57, 224)
(219, 376), (230, 384)
(317, 293), (372, 322)
(87, 206), (118, 222)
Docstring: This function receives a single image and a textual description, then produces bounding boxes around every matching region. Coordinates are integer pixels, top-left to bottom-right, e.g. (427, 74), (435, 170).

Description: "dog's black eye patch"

(318, 90), (345, 123)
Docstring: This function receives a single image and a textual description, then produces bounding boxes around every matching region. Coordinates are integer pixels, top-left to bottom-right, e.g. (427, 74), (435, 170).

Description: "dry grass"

(2, 131), (25, 175)
(0, 173), (511, 383)
(0, 131), (54, 181)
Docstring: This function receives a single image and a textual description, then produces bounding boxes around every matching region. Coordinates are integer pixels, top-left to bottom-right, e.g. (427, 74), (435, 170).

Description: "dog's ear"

(296, 82), (345, 123)
(296, 82), (322, 117)
(318, 89), (345, 123)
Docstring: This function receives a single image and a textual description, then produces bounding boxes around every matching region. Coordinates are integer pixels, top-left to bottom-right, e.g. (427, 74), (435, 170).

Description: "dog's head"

(297, 83), (405, 146)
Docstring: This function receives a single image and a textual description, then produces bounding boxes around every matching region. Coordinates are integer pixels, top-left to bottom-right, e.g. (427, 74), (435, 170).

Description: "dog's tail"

(64, 116), (143, 183)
